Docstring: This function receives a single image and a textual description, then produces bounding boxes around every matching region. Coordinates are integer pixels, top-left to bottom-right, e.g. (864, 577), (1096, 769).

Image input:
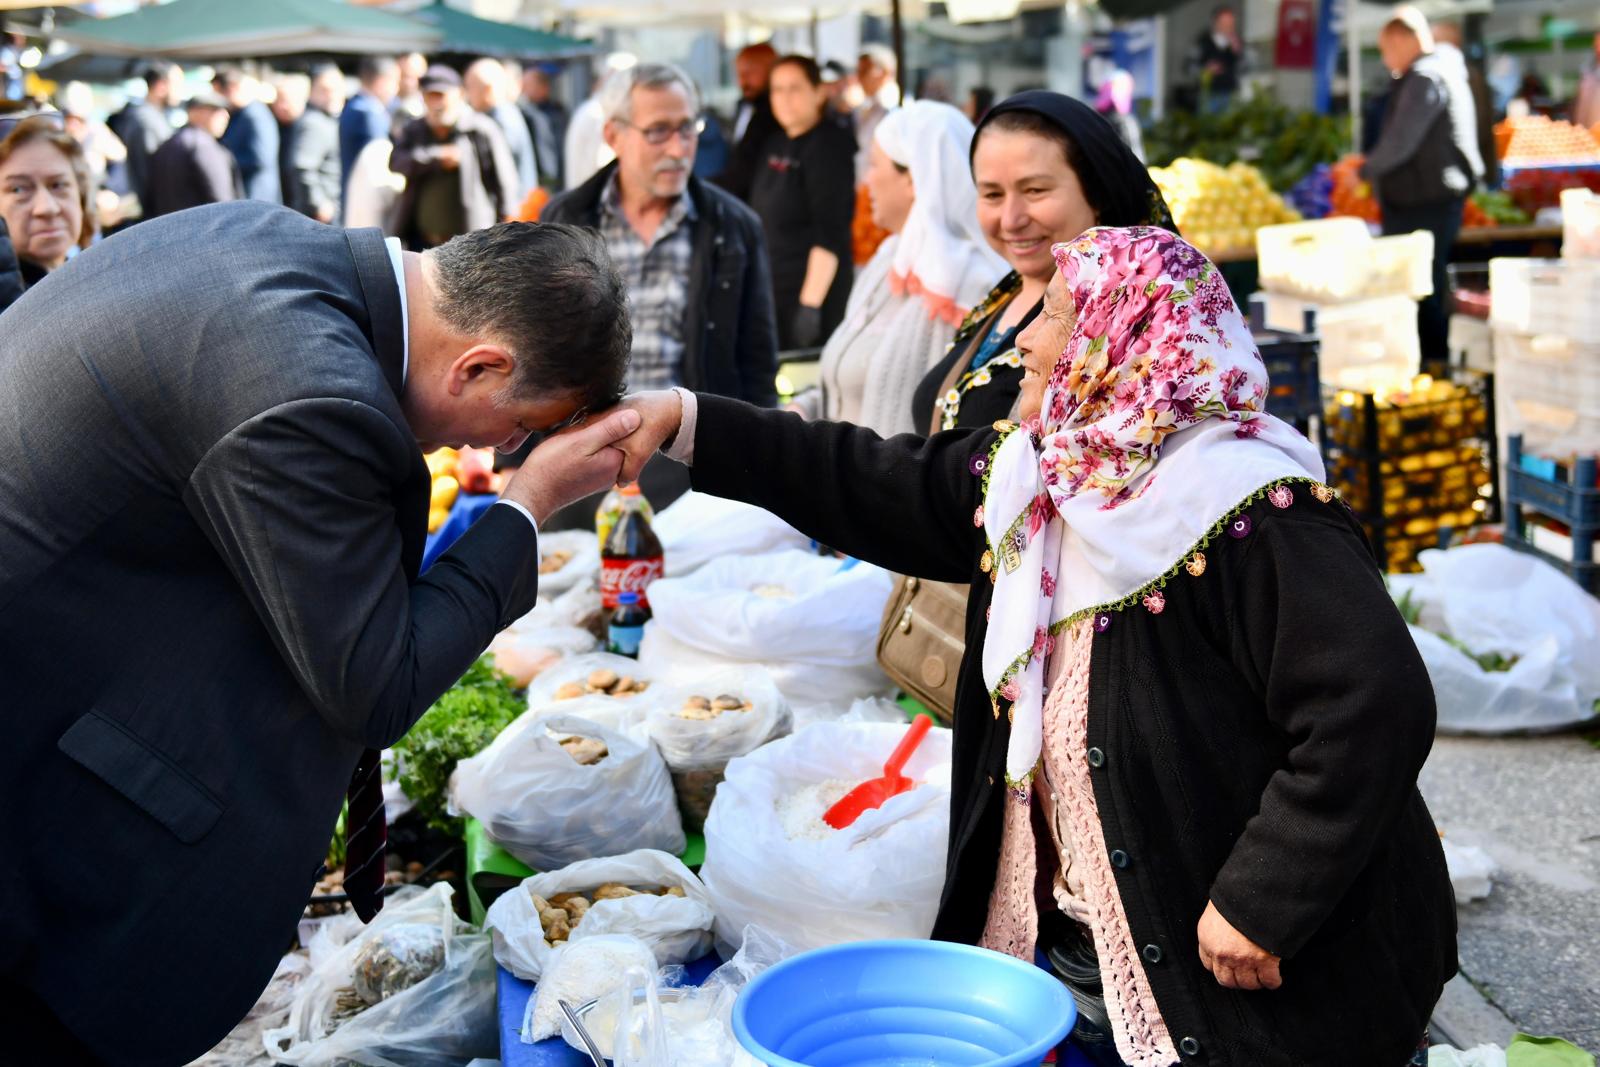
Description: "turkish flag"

(1277, 0), (1317, 69)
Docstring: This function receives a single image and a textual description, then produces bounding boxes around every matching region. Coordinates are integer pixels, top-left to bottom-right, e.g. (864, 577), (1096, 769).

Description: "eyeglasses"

(0, 109), (66, 144)
(617, 117), (705, 146)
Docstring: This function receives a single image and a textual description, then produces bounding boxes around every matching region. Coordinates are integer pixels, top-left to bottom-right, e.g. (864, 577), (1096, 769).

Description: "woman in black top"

(748, 55), (857, 351)
(0, 113), (92, 311)
(911, 91), (1174, 433)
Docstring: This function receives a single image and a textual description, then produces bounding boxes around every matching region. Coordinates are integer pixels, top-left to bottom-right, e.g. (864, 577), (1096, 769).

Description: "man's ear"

(602, 119), (622, 156)
(445, 343), (516, 396)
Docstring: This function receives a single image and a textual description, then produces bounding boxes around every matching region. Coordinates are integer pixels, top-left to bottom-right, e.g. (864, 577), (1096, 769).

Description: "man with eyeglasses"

(0, 204), (641, 1061)
(539, 62), (777, 514)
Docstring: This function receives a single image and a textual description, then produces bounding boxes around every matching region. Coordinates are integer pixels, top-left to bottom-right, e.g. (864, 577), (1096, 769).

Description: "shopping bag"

(652, 491), (812, 577)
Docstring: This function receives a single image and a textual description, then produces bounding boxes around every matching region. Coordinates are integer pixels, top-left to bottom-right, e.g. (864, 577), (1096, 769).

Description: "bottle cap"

(620, 483), (641, 496)
(618, 591), (640, 605)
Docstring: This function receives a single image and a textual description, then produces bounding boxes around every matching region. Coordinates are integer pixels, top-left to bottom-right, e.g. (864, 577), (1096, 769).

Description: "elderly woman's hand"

(1197, 901), (1283, 991)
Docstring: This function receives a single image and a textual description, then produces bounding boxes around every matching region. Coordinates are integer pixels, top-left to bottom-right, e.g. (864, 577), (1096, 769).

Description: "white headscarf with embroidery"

(875, 101), (1009, 327)
(978, 226), (1324, 785)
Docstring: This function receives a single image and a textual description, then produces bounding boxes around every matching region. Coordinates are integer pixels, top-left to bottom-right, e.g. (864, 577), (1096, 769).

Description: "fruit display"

(1323, 374), (1494, 572)
(1505, 166), (1600, 215)
(424, 446), (501, 532)
(1145, 97), (1349, 192)
(1495, 115), (1600, 165)
(1328, 155), (1381, 224)
(1468, 190), (1531, 227)
(1148, 158), (1301, 259)
(1285, 163), (1333, 220)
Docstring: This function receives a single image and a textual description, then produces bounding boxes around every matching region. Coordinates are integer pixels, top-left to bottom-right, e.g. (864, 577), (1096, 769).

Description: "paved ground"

(1419, 733), (1600, 1053)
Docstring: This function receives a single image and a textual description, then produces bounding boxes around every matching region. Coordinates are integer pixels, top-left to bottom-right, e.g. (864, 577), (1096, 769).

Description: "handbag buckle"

(898, 606), (914, 634)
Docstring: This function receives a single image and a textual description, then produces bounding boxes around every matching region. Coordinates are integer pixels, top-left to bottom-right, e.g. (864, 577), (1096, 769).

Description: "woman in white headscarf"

(791, 100), (1007, 436)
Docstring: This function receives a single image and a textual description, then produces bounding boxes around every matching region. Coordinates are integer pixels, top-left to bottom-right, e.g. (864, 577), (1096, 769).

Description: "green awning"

(410, 1), (592, 60)
(51, 0), (440, 59)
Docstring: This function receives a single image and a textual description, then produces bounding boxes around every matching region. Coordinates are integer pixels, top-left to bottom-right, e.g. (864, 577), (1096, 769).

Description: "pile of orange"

(1461, 197), (1491, 227)
(852, 184), (891, 266)
(1328, 155), (1381, 224)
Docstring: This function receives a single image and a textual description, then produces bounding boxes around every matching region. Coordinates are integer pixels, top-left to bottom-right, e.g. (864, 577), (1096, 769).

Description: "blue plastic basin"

(732, 939), (1077, 1067)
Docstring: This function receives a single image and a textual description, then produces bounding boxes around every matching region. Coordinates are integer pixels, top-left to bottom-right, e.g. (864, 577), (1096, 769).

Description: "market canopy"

(50, 0), (441, 59)
(408, 0), (591, 59)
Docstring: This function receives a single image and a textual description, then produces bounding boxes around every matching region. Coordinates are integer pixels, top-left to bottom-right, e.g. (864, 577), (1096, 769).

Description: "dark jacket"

(219, 99), (283, 203)
(0, 217), (22, 316)
(144, 124), (242, 218)
(0, 203), (542, 1065)
(686, 394), (1457, 1067)
(542, 161), (779, 406)
(111, 99), (173, 204)
(713, 92), (780, 202)
(339, 90), (392, 201)
(1362, 50), (1485, 209)
(286, 105), (342, 221)
(388, 110), (520, 248)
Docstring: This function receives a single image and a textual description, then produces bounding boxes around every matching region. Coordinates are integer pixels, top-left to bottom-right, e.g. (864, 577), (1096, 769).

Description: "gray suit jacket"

(0, 201), (541, 1064)
(288, 104), (343, 221)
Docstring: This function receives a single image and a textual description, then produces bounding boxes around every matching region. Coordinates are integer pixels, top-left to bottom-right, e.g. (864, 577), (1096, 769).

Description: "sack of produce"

(699, 721), (951, 956)
(450, 713), (684, 871)
(263, 884), (496, 1067)
(486, 849), (714, 982)
(525, 652), (657, 706)
(642, 551), (894, 712)
(525, 935), (658, 1042)
(485, 625), (596, 689)
(644, 667), (791, 832)
(652, 491), (811, 577)
(533, 529), (601, 595)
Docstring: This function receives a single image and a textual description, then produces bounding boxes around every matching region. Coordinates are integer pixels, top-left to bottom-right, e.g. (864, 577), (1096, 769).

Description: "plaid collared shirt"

(598, 172), (696, 392)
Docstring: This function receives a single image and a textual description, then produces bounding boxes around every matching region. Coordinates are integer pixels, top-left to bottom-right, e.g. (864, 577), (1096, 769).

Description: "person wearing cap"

(143, 92), (241, 218)
(388, 64), (519, 250)
(212, 66), (281, 204)
(1360, 5), (1484, 371)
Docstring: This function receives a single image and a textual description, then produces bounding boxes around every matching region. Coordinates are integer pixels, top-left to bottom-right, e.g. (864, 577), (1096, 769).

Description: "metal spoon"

(559, 998), (606, 1067)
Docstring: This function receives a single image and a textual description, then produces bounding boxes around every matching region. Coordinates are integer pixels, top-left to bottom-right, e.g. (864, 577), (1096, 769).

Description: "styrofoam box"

(1493, 327), (1600, 448)
(1316, 294), (1423, 389)
(1562, 188), (1600, 259)
(1489, 257), (1600, 339)
(1257, 218), (1433, 303)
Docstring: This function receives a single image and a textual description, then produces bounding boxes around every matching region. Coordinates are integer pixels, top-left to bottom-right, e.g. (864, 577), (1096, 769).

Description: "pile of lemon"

(1149, 158), (1301, 261)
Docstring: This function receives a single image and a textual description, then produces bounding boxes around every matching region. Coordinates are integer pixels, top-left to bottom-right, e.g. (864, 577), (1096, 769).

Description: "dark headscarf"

(971, 90), (1175, 233)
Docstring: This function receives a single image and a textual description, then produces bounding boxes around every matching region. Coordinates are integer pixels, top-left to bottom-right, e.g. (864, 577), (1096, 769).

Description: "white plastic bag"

(450, 713), (684, 871)
(791, 695), (910, 732)
(642, 551), (894, 712)
(524, 936), (657, 1042)
(264, 885), (497, 1067)
(653, 491), (812, 577)
(1398, 544), (1600, 733)
(485, 625), (597, 689)
(485, 850), (714, 981)
(645, 667), (791, 771)
(506, 580), (603, 637)
(1442, 838), (1498, 904)
(1429, 1045), (1509, 1067)
(699, 721), (952, 956)
(524, 652), (658, 707)
(532, 530), (601, 595)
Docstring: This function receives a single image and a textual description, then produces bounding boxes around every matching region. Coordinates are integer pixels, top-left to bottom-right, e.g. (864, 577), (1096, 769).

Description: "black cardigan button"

(1142, 943), (1162, 964)
(1087, 747), (1105, 768)
(1179, 1036), (1201, 1056)
(1110, 849), (1130, 869)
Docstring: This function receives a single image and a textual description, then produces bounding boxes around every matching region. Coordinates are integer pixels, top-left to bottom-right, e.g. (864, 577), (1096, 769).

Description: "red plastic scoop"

(823, 715), (935, 829)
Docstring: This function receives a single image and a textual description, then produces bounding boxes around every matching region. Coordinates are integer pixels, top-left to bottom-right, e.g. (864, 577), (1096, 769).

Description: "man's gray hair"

(860, 43), (897, 74)
(601, 62), (702, 125)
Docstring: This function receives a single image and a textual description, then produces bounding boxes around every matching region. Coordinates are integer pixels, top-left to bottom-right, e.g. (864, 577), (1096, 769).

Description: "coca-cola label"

(600, 555), (664, 609)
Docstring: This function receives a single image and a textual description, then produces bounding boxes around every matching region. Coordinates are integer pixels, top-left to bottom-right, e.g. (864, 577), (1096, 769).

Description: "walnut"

(593, 883), (639, 901)
(586, 669), (620, 692)
(558, 736), (608, 766)
(553, 681), (585, 701)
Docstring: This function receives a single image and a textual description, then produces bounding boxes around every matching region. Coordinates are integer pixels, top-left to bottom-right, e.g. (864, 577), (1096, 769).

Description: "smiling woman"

(0, 114), (93, 291)
(909, 91), (1174, 435)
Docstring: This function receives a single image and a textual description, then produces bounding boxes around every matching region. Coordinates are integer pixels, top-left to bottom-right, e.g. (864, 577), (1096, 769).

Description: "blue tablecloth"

(422, 493), (499, 573)
(498, 955), (721, 1066)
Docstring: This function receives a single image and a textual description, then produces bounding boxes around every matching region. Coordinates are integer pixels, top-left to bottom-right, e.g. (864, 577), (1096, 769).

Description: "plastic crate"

(1316, 295), (1423, 390)
(1562, 188), (1600, 260)
(1253, 329), (1320, 432)
(1324, 374), (1490, 456)
(1505, 435), (1600, 530)
(1491, 328), (1600, 448)
(1256, 219), (1432, 303)
(1489, 258), (1600, 340)
(1503, 527), (1600, 592)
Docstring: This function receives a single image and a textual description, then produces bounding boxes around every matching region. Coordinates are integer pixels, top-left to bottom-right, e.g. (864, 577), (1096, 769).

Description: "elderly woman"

(913, 90), (1173, 433)
(791, 100), (1007, 436)
(615, 227), (1455, 1066)
(0, 113), (92, 293)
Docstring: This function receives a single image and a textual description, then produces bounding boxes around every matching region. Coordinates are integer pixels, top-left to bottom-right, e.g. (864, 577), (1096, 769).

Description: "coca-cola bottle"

(600, 486), (664, 611)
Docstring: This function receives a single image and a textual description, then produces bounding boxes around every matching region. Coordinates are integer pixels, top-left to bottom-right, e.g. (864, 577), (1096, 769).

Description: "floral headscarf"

(979, 227), (1324, 785)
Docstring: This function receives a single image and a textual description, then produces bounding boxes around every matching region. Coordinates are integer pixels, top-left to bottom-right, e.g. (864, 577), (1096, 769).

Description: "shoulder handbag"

(876, 574), (970, 726)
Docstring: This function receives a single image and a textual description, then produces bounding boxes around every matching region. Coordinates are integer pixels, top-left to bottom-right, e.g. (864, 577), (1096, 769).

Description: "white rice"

(774, 778), (857, 841)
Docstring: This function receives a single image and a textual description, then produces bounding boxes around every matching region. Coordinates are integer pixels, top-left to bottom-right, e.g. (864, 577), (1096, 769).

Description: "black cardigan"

(689, 395), (1456, 1066)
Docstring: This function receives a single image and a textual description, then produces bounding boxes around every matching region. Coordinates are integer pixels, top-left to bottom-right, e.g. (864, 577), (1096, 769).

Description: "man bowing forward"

(0, 202), (637, 1063)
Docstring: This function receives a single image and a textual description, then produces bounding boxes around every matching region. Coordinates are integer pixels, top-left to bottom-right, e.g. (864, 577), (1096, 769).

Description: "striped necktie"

(343, 748), (387, 922)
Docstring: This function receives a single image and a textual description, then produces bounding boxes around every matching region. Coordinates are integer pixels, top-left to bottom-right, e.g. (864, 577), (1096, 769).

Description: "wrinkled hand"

(601, 390), (684, 486)
(1197, 901), (1282, 991)
(500, 408), (641, 524)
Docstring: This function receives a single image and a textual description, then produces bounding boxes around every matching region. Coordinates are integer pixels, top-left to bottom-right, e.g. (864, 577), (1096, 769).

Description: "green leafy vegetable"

(1145, 98), (1350, 193)
(392, 654), (524, 833)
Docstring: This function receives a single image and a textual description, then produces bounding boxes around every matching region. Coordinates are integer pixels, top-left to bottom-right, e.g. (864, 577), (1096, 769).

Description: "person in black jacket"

(608, 226), (1454, 1066)
(540, 61), (778, 515)
(111, 63), (179, 211)
(144, 93), (241, 218)
(749, 54), (858, 351)
(713, 42), (780, 202)
(0, 216), (23, 314)
(1362, 7), (1484, 371)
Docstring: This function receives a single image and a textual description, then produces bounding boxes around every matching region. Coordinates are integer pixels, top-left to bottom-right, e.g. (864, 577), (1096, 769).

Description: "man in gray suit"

(287, 64), (348, 223)
(0, 201), (637, 1063)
